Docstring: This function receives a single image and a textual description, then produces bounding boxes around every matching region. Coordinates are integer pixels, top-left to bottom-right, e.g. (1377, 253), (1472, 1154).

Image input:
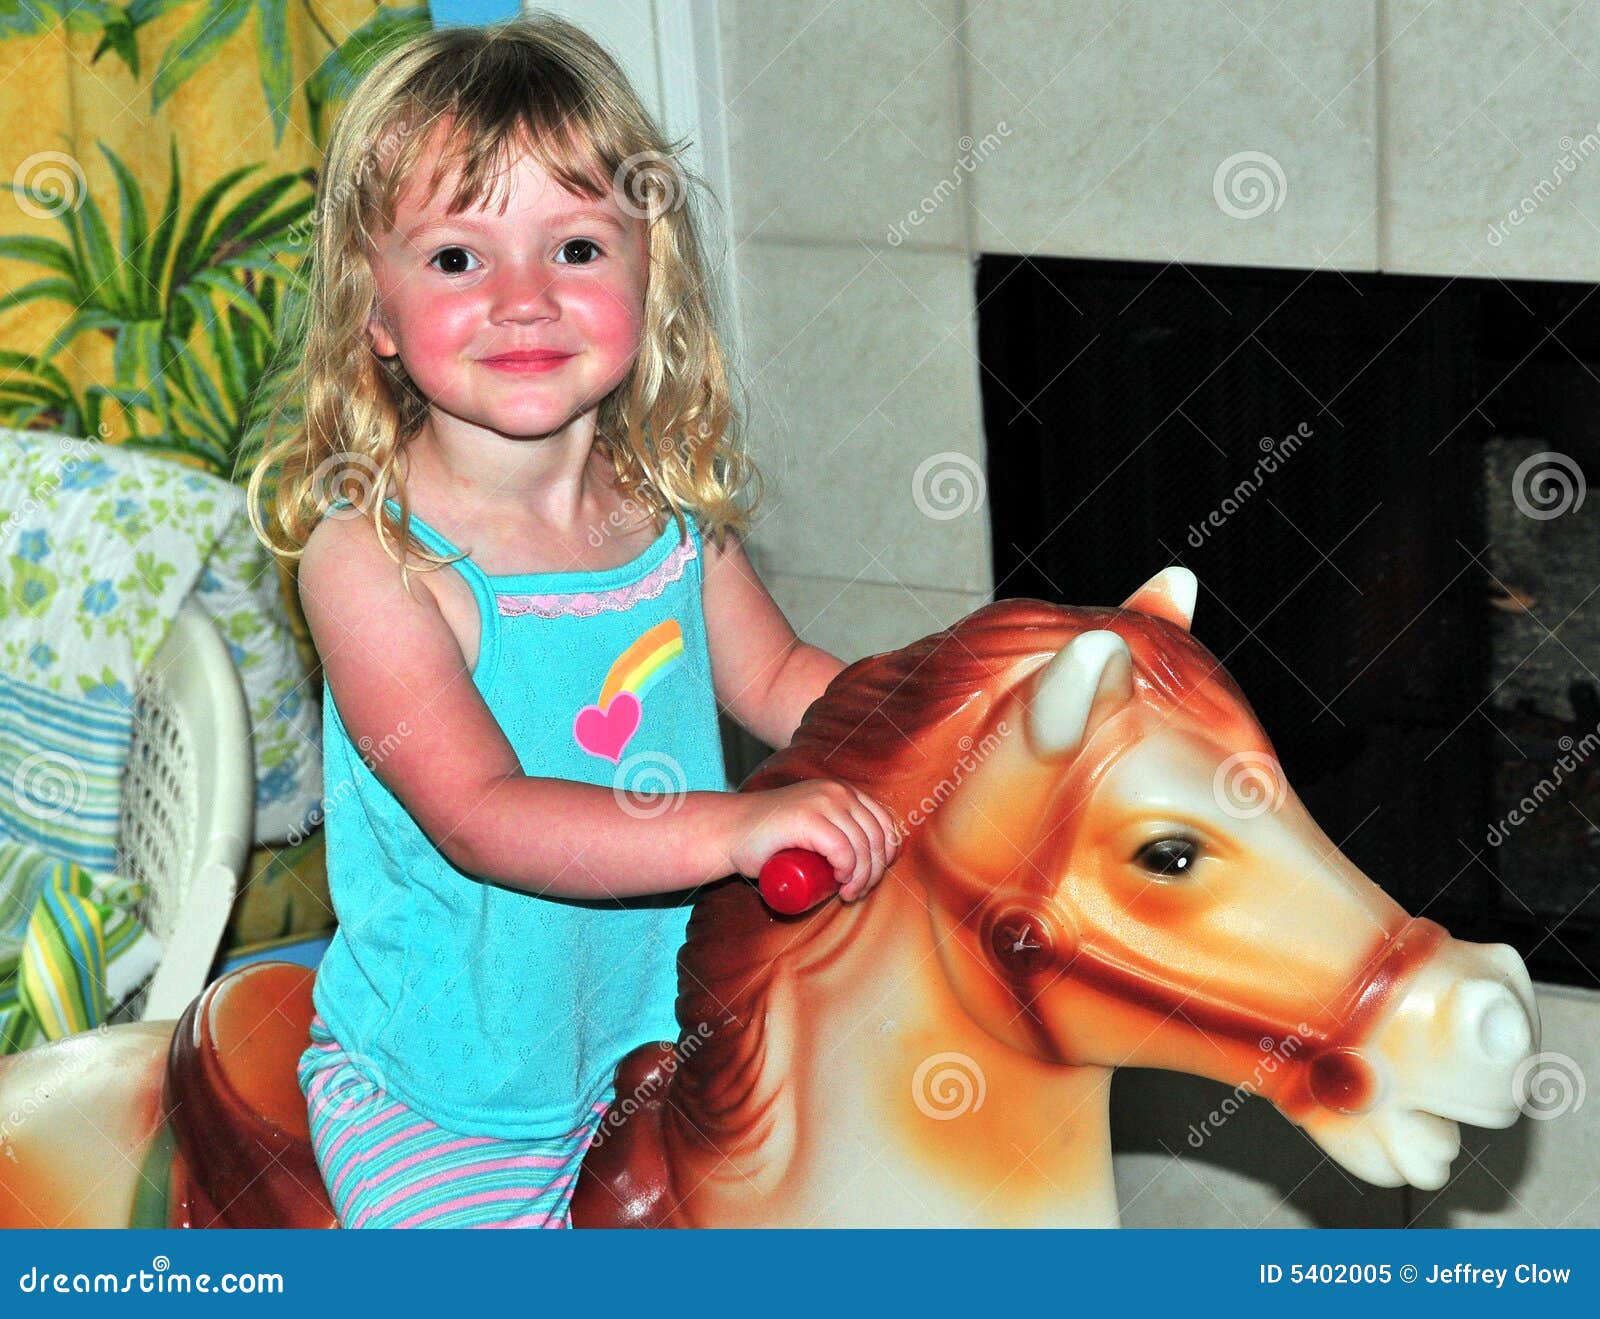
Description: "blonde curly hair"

(245, 11), (760, 584)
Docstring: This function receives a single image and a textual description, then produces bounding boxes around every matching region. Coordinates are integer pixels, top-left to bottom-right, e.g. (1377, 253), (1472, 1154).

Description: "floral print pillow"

(0, 430), (320, 846)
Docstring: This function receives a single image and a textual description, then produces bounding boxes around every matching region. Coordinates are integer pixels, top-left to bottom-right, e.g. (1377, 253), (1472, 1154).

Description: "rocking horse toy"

(0, 569), (1539, 1228)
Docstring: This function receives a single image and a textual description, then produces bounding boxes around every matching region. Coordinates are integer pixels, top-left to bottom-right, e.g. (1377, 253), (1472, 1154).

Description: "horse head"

(879, 570), (1535, 1191)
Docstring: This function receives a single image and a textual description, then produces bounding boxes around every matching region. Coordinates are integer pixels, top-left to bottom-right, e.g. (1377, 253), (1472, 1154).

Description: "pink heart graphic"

(573, 691), (641, 763)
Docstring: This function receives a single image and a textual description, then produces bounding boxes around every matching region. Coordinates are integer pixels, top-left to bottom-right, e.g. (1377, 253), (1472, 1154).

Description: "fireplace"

(977, 255), (1600, 987)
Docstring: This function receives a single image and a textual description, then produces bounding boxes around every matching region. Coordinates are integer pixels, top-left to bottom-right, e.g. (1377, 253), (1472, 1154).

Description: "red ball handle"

(757, 848), (841, 915)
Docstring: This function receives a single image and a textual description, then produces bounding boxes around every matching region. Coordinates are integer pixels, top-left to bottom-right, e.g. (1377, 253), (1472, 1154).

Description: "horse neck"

(667, 862), (1121, 1227)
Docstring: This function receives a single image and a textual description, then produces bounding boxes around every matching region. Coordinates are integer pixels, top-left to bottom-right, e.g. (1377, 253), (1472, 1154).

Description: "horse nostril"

(1475, 989), (1532, 1063)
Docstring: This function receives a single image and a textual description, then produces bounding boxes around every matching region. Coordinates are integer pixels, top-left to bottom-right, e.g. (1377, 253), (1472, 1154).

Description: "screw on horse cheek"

(985, 906), (1070, 977)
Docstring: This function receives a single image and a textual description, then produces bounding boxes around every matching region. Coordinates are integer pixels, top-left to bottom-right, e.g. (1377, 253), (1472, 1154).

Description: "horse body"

(0, 1020), (172, 1227)
(574, 853), (1122, 1227)
(0, 572), (1541, 1228)
(574, 575), (1539, 1225)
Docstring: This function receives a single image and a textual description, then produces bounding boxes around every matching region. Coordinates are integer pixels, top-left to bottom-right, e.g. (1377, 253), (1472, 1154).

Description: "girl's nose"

(490, 266), (559, 322)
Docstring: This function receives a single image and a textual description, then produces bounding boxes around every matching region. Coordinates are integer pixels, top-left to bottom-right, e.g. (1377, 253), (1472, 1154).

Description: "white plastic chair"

(116, 596), (252, 1022)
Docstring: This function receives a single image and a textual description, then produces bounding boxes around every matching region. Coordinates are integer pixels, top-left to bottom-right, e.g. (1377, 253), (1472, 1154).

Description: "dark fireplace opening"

(977, 254), (1600, 988)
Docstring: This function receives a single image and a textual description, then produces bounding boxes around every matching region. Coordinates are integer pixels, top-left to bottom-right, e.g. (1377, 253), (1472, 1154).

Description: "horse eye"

(1134, 837), (1200, 878)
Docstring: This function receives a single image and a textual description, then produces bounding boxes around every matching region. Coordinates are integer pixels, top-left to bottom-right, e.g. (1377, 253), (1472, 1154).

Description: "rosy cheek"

(575, 285), (644, 358)
(396, 290), (475, 357)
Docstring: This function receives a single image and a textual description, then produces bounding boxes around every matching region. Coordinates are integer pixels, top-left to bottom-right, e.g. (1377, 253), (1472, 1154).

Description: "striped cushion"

(0, 839), (160, 1053)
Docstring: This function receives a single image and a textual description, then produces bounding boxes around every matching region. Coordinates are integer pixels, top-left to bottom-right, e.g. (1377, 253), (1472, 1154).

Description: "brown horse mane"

(668, 596), (1256, 1147)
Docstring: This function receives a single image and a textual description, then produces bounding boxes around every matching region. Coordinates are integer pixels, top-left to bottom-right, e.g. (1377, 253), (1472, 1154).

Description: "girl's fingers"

(847, 801), (887, 886)
(860, 792), (902, 863)
(814, 821), (855, 893)
(851, 791), (899, 889)
(833, 810), (873, 897)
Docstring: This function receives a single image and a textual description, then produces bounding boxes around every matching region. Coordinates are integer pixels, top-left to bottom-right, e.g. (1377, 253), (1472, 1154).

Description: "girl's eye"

(555, 238), (603, 265)
(428, 246), (480, 275)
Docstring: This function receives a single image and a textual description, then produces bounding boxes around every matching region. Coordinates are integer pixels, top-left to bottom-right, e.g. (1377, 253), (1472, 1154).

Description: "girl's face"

(364, 126), (650, 445)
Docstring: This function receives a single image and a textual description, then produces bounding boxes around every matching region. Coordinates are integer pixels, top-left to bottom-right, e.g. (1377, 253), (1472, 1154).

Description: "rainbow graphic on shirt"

(572, 618), (685, 763)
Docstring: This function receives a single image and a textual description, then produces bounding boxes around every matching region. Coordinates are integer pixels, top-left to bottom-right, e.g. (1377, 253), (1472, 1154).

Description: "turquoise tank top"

(311, 497), (730, 1138)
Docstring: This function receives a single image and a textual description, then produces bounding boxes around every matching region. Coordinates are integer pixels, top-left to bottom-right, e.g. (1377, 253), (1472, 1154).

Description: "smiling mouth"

(481, 352), (574, 372)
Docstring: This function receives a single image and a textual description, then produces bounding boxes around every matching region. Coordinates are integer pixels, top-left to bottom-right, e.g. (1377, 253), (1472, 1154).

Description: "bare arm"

(299, 515), (739, 899)
(758, 644), (845, 750)
(701, 531), (846, 749)
(441, 774), (740, 896)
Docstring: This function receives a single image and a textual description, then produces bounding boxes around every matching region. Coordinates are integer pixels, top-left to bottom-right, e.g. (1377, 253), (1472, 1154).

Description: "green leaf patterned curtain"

(0, 1), (432, 477)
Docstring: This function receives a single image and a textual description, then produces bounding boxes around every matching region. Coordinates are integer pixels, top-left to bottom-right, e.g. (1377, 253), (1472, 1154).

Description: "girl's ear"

(367, 309), (397, 359)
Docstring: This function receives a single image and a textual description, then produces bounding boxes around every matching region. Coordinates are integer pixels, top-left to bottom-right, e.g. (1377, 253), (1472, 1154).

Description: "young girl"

(246, 16), (898, 1229)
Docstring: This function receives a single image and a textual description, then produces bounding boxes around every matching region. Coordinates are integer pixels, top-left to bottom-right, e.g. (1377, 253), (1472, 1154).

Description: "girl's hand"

(725, 781), (901, 902)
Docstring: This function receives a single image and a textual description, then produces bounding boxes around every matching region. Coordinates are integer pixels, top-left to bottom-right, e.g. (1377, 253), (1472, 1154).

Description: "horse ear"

(1121, 566), (1197, 630)
(1027, 630), (1135, 760)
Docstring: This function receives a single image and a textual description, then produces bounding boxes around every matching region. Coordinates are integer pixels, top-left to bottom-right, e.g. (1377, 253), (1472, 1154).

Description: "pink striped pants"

(297, 1014), (606, 1228)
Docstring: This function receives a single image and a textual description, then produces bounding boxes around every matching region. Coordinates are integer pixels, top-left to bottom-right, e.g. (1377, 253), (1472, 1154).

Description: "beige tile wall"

(714, 0), (1599, 1224)
(717, 0), (991, 700)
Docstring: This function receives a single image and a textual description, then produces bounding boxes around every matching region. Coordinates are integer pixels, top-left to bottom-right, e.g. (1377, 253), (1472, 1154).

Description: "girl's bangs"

(406, 101), (621, 223)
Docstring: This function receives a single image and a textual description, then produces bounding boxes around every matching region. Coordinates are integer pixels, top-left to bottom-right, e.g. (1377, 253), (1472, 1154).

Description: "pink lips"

(481, 350), (573, 373)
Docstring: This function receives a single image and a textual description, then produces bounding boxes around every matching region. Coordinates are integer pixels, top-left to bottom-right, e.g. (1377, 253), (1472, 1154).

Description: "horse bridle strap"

(920, 832), (1448, 1117)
